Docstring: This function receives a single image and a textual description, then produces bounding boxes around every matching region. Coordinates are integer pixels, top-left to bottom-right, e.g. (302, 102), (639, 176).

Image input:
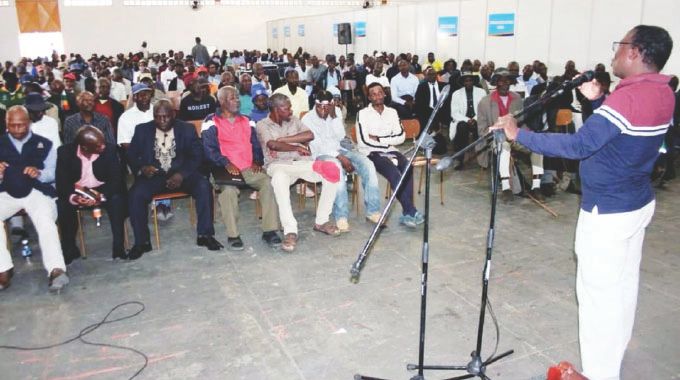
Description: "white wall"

(267, 0), (680, 76)
(0, 1), (356, 60)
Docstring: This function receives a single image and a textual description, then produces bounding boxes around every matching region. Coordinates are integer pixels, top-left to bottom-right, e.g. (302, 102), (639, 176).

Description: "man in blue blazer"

(126, 99), (222, 259)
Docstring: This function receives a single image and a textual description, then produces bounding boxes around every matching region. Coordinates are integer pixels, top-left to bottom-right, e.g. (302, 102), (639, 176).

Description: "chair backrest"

(402, 119), (421, 142)
(189, 120), (203, 137)
(555, 109), (573, 126)
(339, 79), (357, 91)
(299, 111), (308, 119)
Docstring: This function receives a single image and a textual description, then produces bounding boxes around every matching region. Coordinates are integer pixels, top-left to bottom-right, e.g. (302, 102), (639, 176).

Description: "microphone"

(560, 70), (595, 91)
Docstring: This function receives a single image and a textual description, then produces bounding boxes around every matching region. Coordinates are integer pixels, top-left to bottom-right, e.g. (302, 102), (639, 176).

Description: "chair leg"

(418, 166), (424, 194)
(440, 171), (444, 205)
(189, 197), (196, 227)
(4, 222), (10, 251)
(123, 219), (130, 250)
(313, 182), (318, 210)
(76, 210), (87, 258)
(153, 202), (160, 250)
(298, 183), (305, 210)
(255, 198), (262, 220)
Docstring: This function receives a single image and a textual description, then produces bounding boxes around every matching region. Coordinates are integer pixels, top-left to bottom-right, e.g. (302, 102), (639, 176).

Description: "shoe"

(226, 236), (244, 251)
(541, 183), (556, 197)
(313, 222), (341, 236)
(197, 235), (224, 251)
(501, 189), (514, 203)
(399, 213), (418, 228)
(128, 242), (152, 260)
(155, 204), (169, 222)
(413, 211), (425, 225)
(529, 188), (545, 202)
(262, 231), (282, 248)
(281, 233), (298, 252)
(249, 191), (259, 200)
(0, 269), (13, 290)
(48, 269), (70, 293)
(112, 248), (128, 260)
(336, 218), (350, 233)
(366, 213), (388, 229)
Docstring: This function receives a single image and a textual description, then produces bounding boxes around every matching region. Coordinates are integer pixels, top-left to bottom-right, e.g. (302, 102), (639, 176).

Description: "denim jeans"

(319, 150), (382, 220)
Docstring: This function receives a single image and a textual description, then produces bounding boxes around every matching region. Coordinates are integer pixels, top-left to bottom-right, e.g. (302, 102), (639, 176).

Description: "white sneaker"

(336, 218), (350, 233)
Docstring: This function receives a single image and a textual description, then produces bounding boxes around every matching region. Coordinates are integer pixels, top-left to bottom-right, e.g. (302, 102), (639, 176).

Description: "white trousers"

(0, 190), (65, 276)
(575, 200), (655, 380)
(499, 141), (543, 190)
(267, 161), (339, 235)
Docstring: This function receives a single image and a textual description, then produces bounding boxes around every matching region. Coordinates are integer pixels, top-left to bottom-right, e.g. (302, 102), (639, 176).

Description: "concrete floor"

(1, 163), (679, 380)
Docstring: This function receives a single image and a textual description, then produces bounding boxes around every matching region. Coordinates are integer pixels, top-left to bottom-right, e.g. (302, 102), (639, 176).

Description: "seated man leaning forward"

(202, 86), (282, 251)
(292, 90), (383, 231)
(357, 83), (424, 228)
(126, 99), (223, 259)
(56, 126), (127, 264)
(256, 93), (341, 252)
(0, 106), (69, 293)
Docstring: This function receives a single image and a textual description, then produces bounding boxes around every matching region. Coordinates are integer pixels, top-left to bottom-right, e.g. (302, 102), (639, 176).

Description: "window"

(122, 0), (361, 5)
(0, 0), (10, 6)
(64, 0), (112, 5)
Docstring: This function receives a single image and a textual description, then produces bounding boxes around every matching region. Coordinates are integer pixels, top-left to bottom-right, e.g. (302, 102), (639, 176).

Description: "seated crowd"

(1, 39), (678, 293)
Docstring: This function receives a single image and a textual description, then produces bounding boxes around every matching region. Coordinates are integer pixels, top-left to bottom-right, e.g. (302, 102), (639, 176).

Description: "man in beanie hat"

(249, 83), (270, 123)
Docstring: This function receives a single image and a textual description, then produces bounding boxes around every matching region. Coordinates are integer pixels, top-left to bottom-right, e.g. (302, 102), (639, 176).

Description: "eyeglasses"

(612, 41), (633, 52)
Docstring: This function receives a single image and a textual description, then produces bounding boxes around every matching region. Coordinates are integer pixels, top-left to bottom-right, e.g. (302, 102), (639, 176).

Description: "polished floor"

(1, 162), (679, 380)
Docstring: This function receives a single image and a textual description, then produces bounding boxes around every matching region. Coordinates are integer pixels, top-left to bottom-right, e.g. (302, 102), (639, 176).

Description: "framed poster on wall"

(438, 16), (458, 37)
(272, 27), (277, 39)
(284, 25), (290, 37)
(298, 24), (304, 37)
(354, 21), (366, 38)
(488, 13), (515, 36)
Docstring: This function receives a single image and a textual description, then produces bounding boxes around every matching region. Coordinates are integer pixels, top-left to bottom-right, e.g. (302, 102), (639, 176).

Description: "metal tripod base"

(404, 349), (514, 380)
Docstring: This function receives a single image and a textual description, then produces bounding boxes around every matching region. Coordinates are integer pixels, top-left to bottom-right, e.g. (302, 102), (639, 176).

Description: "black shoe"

(226, 236), (245, 251)
(197, 235), (224, 251)
(530, 188), (546, 202)
(262, 231), (282, 248)
(128, 242), (152, 260)
(541, 183), (556, 197)
(112, 248), (129, 260)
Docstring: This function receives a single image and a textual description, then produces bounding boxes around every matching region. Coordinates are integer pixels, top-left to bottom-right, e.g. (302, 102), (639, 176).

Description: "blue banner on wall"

(284, 25), (291, 37)
(333, 23), (338, 37)
(298, 24), (305, 37)
(488, 13), (515, 36)
(354, 21), (366, 38)
(272, 27), (278, 39)
(438, 16), (458, 36)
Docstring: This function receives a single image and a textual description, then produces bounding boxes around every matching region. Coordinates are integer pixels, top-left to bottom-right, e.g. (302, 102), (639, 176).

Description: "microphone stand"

(352, 85), (449, 380)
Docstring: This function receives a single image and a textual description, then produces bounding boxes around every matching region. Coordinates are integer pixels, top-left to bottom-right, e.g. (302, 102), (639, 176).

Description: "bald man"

(0, 106), (68, 292)
(56, 126), (127, 263)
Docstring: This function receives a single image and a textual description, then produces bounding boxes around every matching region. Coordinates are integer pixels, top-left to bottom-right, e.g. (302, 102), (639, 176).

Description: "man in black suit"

(126, 99), (222, 259)
(414, 67), (446, 137)
(56, 126), (127, 263)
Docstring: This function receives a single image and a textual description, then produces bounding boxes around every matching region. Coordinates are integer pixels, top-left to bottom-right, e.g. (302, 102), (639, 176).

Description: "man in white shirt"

(25, 94), (61, 149)
(160, 59), (177, 92)
(117, 83), (154, 148)
(357, 83), (424, 228)
(389, 59), (420, 119)
(273, 70), (309, 118)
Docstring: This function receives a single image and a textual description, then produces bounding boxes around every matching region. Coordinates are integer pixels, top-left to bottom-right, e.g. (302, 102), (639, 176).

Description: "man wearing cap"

(201, 86), (281, 251)
(117, 83), (154, 148)
(477, 67), (544, 202)
(126, 99), (222, 259)
(273, 70), (309, 119)
(449, 71), (486, 169)
(178, 78), (216, 121)
(256, 93), (341, 252)
(56, 126), (127, 263)
(25, 93), (61, 149)
(299, 90), (383, 231)
(63, 91), (116, 146)
(127, 73), (164, 110)
(0, 106), (69, 292)
(357, 83), (424, 228)
(249, 84), (270, 123)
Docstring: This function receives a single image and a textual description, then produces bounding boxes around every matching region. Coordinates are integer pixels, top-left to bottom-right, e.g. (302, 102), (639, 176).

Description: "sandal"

(281, 233), (298, 252)
(313, 222), (340, 236)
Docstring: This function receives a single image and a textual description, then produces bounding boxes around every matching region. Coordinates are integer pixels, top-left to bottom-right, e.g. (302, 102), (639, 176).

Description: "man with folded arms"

(256, 93), (340, 252)
(0, 106), (69, 292)
(202, 86), (282, 250)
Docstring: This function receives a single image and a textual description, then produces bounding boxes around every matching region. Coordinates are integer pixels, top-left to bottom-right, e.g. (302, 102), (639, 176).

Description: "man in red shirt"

(94, 78), (124, 135)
